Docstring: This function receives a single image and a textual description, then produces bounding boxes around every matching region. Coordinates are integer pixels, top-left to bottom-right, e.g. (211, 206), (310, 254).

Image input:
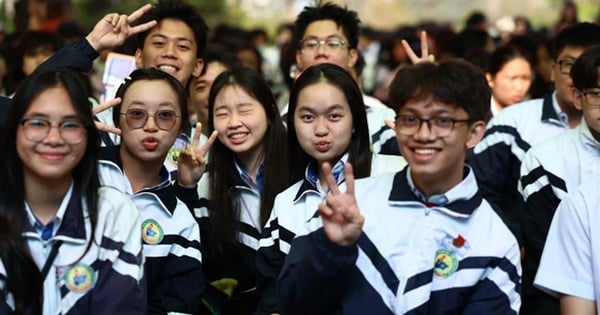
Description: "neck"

(120, 146), (163, 192)
(24, 173), (71, 225)
(237, 149), (264, 184)
(557, 96), (583, 128)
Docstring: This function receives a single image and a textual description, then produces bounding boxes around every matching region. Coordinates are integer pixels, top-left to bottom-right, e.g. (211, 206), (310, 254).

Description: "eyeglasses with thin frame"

(19, 117), (86, 144)
(299, 38), (346, 52)
(556, 59), (575, 75)
(578, 89), (600, 108)
(120, 109), (179, 131)
(395, 115), (471, 138)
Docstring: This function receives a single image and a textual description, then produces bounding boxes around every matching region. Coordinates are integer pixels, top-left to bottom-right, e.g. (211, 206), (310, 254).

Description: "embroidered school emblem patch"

(65, 263), (95, 293)
(433, 249), (458, 278)
(142, 219), (164, 244)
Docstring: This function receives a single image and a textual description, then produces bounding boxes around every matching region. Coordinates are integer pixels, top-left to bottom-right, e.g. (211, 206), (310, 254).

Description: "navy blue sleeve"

(254, 218), (286, 315)
(278, 228), (357, 315)
(35, 38), (99, 74)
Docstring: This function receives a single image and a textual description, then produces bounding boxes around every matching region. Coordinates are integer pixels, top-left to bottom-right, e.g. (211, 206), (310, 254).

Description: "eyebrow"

(128, 100), (177, 108)
(150, 34), (194, 44)
(25, 112), (81, 120)
(297, 104), (346, 113)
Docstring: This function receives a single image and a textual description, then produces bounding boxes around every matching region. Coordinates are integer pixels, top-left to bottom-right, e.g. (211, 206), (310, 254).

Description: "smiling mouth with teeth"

(230, 133), (246, 139)
(414, 148), (436, 155)
(158, 65), (177, 72)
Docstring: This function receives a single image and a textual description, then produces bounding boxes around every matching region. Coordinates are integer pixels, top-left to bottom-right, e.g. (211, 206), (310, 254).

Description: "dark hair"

(0, 69), (100, 314)
(112, 68), (191, 135)
(18, 31), (64, 57)
(203, 43), (241, 71)
(486, 44), (534, 77)
(571, 45), (600, 91)
(389, 59), (491, 122)
(136, 0), (209, 58)
(207, 67), (289, 253)
(287, 63), (371, 182)
(293, 1), (360, 50)
(552, 22), (600, 60)
(0, 216), (42, 315)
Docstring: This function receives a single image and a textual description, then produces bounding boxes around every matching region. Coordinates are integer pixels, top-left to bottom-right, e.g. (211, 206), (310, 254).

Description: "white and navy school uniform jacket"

(280, 96), (400, 155)
(278, 166), (521, 315)
(0, 183), (145, 315)
(98, 145), (204, 314)
(518, 120), (600, 312)
(467, 92), (570, 244)
(534, 181), (600, 312)
(176, 159), (267, 312)
(255, 153), (406, 314)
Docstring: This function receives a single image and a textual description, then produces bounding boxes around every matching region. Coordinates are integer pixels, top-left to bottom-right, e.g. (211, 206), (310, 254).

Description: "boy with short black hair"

(278, 59), (521, 315)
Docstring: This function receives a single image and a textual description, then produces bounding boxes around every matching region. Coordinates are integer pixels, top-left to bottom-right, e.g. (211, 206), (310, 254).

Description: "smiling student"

(176, 66), (289, 314)
(99, 68), (203, 314)
(277, 60), (521, 315)
(255, 63), (406, 314)
(0, 69), (144, 314)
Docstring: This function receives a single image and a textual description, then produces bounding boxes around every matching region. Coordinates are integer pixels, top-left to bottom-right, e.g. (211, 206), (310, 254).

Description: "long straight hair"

(0, 69), (100, 314)
(287, 63), (372, 182)
(207, 67), (289, 253)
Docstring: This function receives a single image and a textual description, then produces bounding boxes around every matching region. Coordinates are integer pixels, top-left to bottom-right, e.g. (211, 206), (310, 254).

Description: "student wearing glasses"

(280, 2), (399, 155)
(466, 23), (600, 275)
(98, 68), (204, 314)
(519, 44), (600, 315)
(277, 59), (521, 315)
(0, 69), (144, 314)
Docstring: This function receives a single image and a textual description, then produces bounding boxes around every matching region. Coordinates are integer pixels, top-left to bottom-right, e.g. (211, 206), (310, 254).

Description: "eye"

(434, 117), (453, 127)
(327, 40), (343, 48)
(61, 120), (83, 129)
(299, 114), (314, 122)
(328, 112), (342, 120)
(399, 115), (418, 125)
(302, 40), (318, 49)
(157, 110), (177, 120)
(152, 40), (165, 47)
(25, 118), (49, 128)
(128, 109), (146, 119)
(177, 44), (190, 51)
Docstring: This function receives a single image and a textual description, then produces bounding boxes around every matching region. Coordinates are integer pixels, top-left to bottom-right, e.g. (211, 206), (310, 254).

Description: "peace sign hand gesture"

(402, 30), (436, 64)
(177, 122), (218, 188)
(319, 162), (364, 246)
(86, 4), (158, 52)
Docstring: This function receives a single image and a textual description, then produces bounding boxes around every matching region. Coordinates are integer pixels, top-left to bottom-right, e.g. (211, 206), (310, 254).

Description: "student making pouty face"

(294, 81), (353, 170)
(118, 79), (183, 165)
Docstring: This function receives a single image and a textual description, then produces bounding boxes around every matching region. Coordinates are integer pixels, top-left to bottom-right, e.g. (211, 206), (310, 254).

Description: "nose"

(162, 43), (177, 58)
(314, 118), (328, 136)
(143, 115), (159, 131)
(413, 119), (436, 141)
(227, 112), (242, 129)
(42, 125), (65, 144)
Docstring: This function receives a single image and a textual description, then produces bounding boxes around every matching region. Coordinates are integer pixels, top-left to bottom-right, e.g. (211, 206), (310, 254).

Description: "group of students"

(0, 1), (599, 315)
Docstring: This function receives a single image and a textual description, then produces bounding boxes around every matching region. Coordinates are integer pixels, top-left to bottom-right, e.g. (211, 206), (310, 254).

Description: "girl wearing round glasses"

(0, 69), (144, 314)
(102, 68), (205, 314)
(255, 63), (406, 313)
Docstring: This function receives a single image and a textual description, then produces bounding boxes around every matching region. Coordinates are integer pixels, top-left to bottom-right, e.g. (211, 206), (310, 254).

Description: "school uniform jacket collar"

(99, 145), (178, 215)
(24, 183), (87, 243)
(388, 166), (483, 218)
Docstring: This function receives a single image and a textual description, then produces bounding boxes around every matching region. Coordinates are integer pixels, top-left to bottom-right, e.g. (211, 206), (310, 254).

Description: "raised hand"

(402, 30), (435, 64)
(177, 122), (218, 188)
(92, 97), (122, 135)
(319, 162), (364, 246)
(86, 4), (158, 52)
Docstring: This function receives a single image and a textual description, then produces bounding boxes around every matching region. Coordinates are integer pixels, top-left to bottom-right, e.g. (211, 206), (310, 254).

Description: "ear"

(485, 73), (494, 88)
(466, 120), (486, 149)
(572, 88), (584, 111)
(295, 50), (304, 73)
(550, 62), (557, 83)
(134, 49), (144, 69)
(192, 58), (204, 78)
(347, 48), (358, 70)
